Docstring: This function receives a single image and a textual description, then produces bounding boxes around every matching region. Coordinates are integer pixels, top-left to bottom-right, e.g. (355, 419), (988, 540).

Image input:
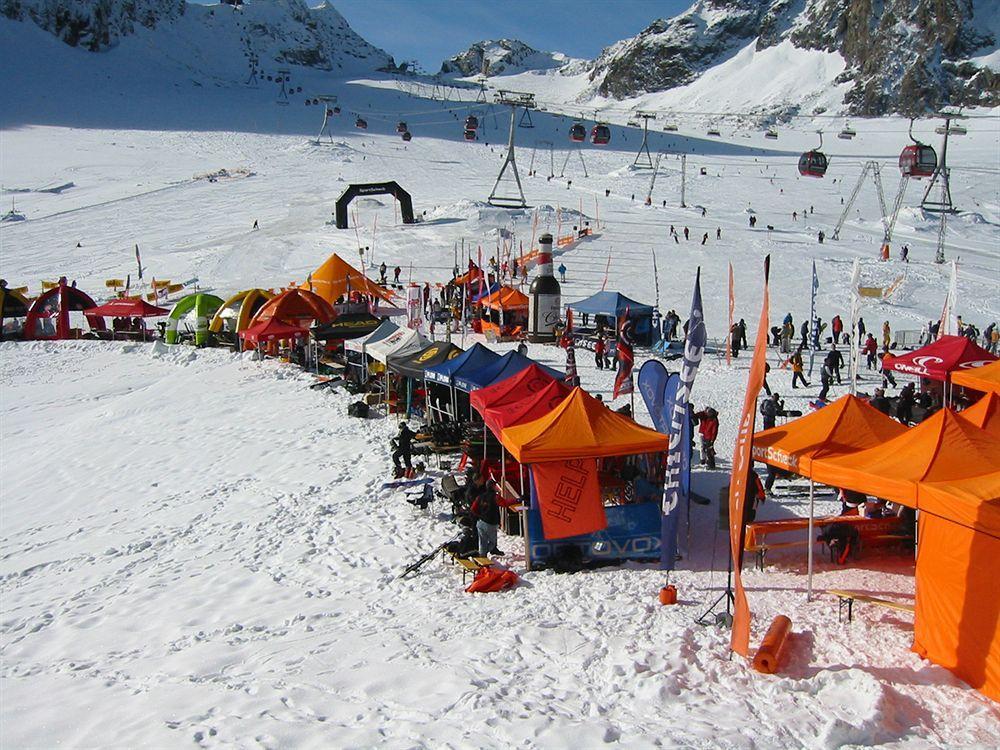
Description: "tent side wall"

(913, 512), (1000, 702)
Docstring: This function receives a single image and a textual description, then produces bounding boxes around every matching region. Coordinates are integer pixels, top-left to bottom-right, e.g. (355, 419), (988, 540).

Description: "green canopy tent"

(165, 293), (225, 345)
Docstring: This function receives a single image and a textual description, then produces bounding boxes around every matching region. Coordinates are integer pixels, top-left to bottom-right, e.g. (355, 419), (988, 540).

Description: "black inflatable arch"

(335, 181), (415, 229)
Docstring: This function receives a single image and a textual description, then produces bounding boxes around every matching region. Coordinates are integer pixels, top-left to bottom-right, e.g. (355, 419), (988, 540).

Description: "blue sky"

(230, 1), (689, 70)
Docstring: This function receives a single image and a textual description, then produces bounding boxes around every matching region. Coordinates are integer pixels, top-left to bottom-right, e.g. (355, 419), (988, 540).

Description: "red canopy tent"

(240, 318), (310, 346)
(883, 335), (997, 382)
(483, 379), (570, 436)
(86, 298), (170, 318)
(470, 363), (559, 415)
(23, 282), (106, 340)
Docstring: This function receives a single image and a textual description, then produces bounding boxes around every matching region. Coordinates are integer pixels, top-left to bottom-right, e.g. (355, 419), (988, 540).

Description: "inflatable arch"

(334, 182), (415, 229)
(166, 293), (224, 345)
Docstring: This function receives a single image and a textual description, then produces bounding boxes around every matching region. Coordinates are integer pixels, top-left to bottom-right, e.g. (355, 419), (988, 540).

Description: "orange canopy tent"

(752, 395), (907, 476)
(302, 253), (394, 304)
(454, 266), (484, 286)
(500, 387), (668, 463)
(252, 288), (336, 328)
(958, 392), (1000, 437)
(913, 471), (1000, 702)
(951, 359), (1000, 395)
(477, 286), (528, 312)
(810, 409), (1000, 507)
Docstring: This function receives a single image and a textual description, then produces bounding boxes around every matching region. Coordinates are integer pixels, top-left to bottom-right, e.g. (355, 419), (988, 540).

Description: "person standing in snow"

(760, 392), (783, 430)
(471, 481), (502, 556)
(683, 227), (690, 241)
(818, 361), (834, 401)
(594, 336), (606, 370)
(694, 407), (719, 470)
(716, 227), (722, 240)
(789, 347), (809, 389)
(379, 262), (388, 284)
(863, 334), (878, 369)
(825, 344), (844, 385)
(393, 266), (402, 284)
(392, 422), (415, 474)
(882, 321), (892, 350)
(800, 320), (809, 350)
(558, 263), (567, 282)
(701, 232), (709, 245)
(252, 219), (259, 230)
(831, 315), (843, 345)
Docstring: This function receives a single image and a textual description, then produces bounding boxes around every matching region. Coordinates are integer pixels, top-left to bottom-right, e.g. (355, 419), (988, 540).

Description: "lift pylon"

(488, 91), (535, 208)
(633, 112), (657, 168)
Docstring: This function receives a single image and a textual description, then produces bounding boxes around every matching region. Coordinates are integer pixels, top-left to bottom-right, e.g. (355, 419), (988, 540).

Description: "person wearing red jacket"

(694, 406), (719, 469)
(862, 333), (878, 369)
(593, 336), (606, 370)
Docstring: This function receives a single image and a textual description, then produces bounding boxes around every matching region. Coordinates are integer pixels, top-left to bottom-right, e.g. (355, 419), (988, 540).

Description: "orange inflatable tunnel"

(752, 615), (792, 674)
(465, 566), (519, 593)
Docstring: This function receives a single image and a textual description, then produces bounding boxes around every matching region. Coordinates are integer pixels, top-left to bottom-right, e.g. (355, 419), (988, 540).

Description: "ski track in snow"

(1, 60), (999, 748)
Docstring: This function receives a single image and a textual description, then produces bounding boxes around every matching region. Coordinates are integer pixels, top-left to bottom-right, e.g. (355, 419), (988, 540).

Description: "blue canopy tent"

(424, 343), (501, 422)
(472, 282), (501, 303)
(566, 291), (657, 345)
(454, 350), (563, 393)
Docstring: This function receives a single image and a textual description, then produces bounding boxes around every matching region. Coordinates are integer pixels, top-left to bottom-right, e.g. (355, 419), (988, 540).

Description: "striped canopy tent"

(165, 293), (225, 345)
(952, 359), (1000, 395)
(210, 289), (273, 335)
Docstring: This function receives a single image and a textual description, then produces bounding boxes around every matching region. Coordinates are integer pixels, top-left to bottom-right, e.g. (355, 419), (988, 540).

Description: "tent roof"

(239, 317), (309, 344)
(952, 359), (1000, 394)
(387, 342), (463, 379)
(29, 283), (99, 314)
(958, 392), (1000, 437)
(0, 286), (30, 317)
(566, 291), (655, 318)
(477, 286), (529, 311)
(254, 288), (335, 327)
(425, 343), (500, 385)
(454, 266), (484, 286)
(365, 326), (428, 364)
(484, 379), (571, 436)
(883, 335), (998, 383)
(752, 394), (908, 476)
(86, 298), (170, 318)
(312, 313), (382, 341)
(302, 253), (394, 304)
(344, 318), (399, 353)
(454, 350), (562, 393)
(470, 363), (558, 415)
(501, 387), (669, 463)
(810, 408), (1000, 506)
(916, 472), (1000, 539)
(471, 281), (501, 302)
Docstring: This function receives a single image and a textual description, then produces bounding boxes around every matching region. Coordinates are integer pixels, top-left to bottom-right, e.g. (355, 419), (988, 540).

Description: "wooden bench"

(746, 540), (811, 571)
(827, 589), (915, 623)
(445, 550), (493, 583)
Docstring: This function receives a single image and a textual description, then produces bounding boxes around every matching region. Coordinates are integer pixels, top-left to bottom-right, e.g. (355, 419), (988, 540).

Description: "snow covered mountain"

(1, 0), (397, 73)
(586, 0), (999, 116)
(439, 39), (579, 77)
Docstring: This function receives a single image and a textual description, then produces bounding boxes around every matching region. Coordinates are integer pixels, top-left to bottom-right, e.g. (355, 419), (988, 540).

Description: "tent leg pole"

(807, 478), (815, 601)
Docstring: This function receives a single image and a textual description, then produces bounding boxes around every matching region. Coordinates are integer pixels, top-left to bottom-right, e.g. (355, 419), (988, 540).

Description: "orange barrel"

(658, 585), (677, 605)
(751, 615), (792, 674)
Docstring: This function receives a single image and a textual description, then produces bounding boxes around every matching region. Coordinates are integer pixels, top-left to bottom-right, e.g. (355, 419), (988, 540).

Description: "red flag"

(727, 262), (734, 366)
(728, 256), (770, 658)
(613, 308), (634, 399)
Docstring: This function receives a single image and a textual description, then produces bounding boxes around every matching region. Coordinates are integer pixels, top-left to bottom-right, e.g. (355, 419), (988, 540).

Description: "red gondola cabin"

(591, 124), (611, 145)
(464, 129), (476, 141)
(798, 150), (828, 178)
(464, 115), (479, 130)
(899, 144), (937, 178)
(569, 124), (586, 142)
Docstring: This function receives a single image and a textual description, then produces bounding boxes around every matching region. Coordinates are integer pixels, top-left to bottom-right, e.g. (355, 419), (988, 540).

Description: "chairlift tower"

(632, 111), (657, 168)
(530, 140), (555, 179)
(245, 53), (259, 87)
(560, 142), (588, 179)
(275, 68), (291, 106)
(831, 161), (893, 242)
(487, 91), (534, 209)
(314, 95), (338, 144)
(921, 113), (965, 215)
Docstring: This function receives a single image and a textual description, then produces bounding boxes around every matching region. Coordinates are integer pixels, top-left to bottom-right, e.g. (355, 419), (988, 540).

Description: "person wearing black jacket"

(825, 345), (844, 385)
(897, 383), (916, 425)
(471, 483), (502, 556)
(392, 422), (415, 472)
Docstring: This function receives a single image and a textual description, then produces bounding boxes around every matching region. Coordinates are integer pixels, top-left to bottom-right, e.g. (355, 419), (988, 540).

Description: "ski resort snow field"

(2, 18), (1000, 746)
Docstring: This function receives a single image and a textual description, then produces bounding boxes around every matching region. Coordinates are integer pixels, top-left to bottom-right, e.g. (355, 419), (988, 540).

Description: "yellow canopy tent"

(302, 253), (394, 305)
(209, 288), (273, 334)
